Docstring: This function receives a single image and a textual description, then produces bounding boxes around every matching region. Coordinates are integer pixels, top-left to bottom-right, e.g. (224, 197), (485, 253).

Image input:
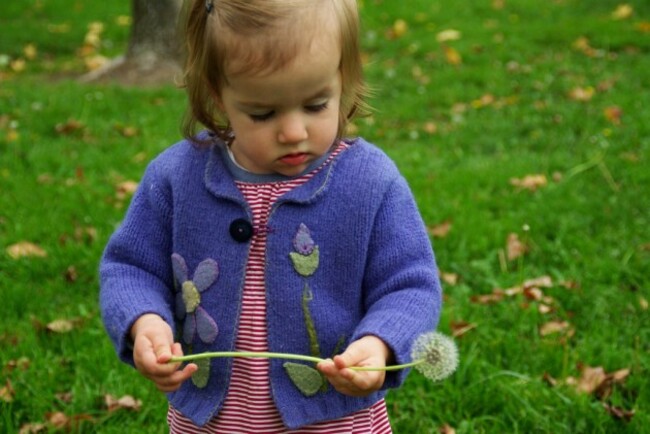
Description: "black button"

(229, 218), (253, 242)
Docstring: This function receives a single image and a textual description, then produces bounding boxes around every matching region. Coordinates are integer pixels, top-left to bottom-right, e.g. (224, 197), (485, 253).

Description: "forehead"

(223, 35), (342, 106)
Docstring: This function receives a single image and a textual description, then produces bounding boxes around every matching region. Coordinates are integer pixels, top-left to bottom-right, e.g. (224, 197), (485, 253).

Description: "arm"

(100, 163), (178, 365)
(319, 175), (442, 394)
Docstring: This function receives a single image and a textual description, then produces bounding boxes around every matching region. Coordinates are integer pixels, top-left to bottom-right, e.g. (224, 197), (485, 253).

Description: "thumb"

(335, 345), (363, 370)
(151, 334), (174, 363)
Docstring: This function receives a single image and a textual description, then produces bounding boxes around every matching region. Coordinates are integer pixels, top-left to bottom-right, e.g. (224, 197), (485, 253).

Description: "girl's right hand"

(130, 314), (198, 392)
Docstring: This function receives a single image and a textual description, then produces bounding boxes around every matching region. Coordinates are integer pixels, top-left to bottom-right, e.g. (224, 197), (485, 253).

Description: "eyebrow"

(237, 86), (334, 109)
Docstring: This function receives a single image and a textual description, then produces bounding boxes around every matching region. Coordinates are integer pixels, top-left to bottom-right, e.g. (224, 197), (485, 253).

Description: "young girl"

(100, 0), (442, 432)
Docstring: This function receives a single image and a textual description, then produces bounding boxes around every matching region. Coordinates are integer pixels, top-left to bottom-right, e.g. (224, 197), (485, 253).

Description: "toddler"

(100, 0), (442, 432)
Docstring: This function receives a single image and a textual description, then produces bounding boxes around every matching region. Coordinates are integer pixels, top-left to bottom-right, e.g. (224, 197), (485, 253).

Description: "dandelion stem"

(168, 351), (423, 372)
(169, 351), (324, 365)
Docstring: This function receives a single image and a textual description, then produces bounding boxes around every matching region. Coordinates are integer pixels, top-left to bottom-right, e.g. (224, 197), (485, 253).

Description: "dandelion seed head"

(411, 331), (458, 382)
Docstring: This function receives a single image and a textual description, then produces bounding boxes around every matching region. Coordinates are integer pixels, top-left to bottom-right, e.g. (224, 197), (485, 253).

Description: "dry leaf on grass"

(436, 29), (461, 43)
(105, 394), (142, 412)
(539, 320), (573, 337)
(18, 423), (47, 434)
(602, 403), (635, 422)
(429, 220), (452, 238)
(510, 174), (547, 191)
(611, 4), (633, 20)
(568, 86), (595, 102)
(439, 424), (456, 434)
(0, 379), (15, 403)
(6, 242), (47, 259)
(440, 271), (459, 286)
(506, 232), (528, 261)
(443, 46), (462, 65)
(115, 180), (138, 200)
(54, 119), (85, 135)
(450, 320), (477, 338)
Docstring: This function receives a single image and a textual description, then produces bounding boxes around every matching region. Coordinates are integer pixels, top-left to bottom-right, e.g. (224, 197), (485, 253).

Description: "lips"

(279, 153), (309, 166)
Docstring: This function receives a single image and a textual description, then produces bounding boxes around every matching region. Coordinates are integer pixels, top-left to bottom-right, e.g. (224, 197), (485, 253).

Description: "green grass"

(1, 0), (648, 432)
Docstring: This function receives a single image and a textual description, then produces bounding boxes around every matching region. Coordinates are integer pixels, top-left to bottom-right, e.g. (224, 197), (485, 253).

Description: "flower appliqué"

(285, 224), (338, 396)
(172, 253), (219, 345)
(289, 223), (319, 277)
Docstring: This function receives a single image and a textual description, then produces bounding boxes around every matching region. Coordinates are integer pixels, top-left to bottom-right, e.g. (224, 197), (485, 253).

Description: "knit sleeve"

(351, 174), (442, 388)
(99, 162), (176, 366)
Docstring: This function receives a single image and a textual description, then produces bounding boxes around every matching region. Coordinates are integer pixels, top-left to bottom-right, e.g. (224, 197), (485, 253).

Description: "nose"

(277, 112), (308, 145)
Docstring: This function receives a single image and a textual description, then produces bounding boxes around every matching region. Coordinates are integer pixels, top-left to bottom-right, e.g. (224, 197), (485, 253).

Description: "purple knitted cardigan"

(100, 136), (442, 429)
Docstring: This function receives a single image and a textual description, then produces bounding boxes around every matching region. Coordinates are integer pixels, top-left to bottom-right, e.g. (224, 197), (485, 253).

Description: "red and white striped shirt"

(168, 143), (392, 433)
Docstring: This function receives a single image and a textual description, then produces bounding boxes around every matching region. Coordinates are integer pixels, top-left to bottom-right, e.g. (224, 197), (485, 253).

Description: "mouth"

(279, 152), (309, 166)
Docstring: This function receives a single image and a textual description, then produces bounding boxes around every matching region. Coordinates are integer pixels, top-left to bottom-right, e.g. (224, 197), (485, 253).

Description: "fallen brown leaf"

(450, 320), (477, 338)
(55, 119), (84, 135)
(510, 174), (548, 191)
(575, 365), (607, 394)
(4, 357), (31, 373)
(18, 423), (47, 434)
(506, 232), (528, 261)
(436, 29), (461, 43)
(6, 241), (47, 259)
(0, 379), (15, 403)
(568, 86), (595, 101)
(115, 180), (139, 200)
(542, 372), (558, 387)
(639, 297), (648, 311)
(539, 320), (572, 336)
(429, 220), (452, 238)
(64, 266), (78, 282)
(45, 412), (94, 430)
(443, 46), (462, 65)
(105, 394), (142, 412)
(602, 402), (635, 422)
(538, 303), (553, 314)
(47, 412), (69, 429)
(523, 275), (553, 289)
(595, 368), (631, 400)
(46, 319), (76, 334)
(604, 106), (623, 125)
(439, 424), (457, 434)
(611, 4), (633, 20)
(523, 287), (544, 301)
(386, 19), (408, 39)
(440, 271), (459, 286)
(471, 290), (505, 305)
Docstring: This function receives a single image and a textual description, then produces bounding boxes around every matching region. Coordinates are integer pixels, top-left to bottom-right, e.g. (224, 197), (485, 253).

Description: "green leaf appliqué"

(191, 358), (210, 388)
(283, 362), (324, 397)
(290, 246), (320, 277)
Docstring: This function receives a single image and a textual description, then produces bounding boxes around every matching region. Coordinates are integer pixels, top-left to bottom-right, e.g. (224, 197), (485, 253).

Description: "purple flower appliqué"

(171, 253), (219, 345)
(290, 223), (319, 277)
(293, 223), (315, 255)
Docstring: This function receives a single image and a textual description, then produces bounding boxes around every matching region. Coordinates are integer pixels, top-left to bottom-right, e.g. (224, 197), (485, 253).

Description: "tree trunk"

(81, 0), (183, 86)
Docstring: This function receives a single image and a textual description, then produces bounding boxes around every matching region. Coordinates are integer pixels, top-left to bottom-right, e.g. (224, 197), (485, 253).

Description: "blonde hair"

(181, 0), (369, 145)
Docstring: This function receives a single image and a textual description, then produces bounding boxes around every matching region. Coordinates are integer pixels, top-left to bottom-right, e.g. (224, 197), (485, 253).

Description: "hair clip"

(205, 0), (214, 13)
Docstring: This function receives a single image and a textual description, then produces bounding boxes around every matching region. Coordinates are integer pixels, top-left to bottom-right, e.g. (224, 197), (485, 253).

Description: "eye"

(305, 102), (328, 113)
(249, 111), (274, 122)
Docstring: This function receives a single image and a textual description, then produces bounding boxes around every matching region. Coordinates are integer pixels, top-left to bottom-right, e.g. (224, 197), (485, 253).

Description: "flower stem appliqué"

(285, 224), (330, 396)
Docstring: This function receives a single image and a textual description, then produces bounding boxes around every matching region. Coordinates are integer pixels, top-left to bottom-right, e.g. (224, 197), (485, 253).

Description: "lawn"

(1, 0), (648, 433)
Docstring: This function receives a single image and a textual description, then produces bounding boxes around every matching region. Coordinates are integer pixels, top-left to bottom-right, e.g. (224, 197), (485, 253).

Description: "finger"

(149, 361), (198, 391)
(316, 358), (337, 376)
(152, 336), (174, 363)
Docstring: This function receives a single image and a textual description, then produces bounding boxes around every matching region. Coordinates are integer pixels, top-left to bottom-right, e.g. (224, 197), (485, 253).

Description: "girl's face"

(219, 33), (342, 177)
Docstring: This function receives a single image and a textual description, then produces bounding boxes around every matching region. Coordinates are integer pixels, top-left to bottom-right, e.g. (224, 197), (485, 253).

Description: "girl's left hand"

(317, 335), (393, 396)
